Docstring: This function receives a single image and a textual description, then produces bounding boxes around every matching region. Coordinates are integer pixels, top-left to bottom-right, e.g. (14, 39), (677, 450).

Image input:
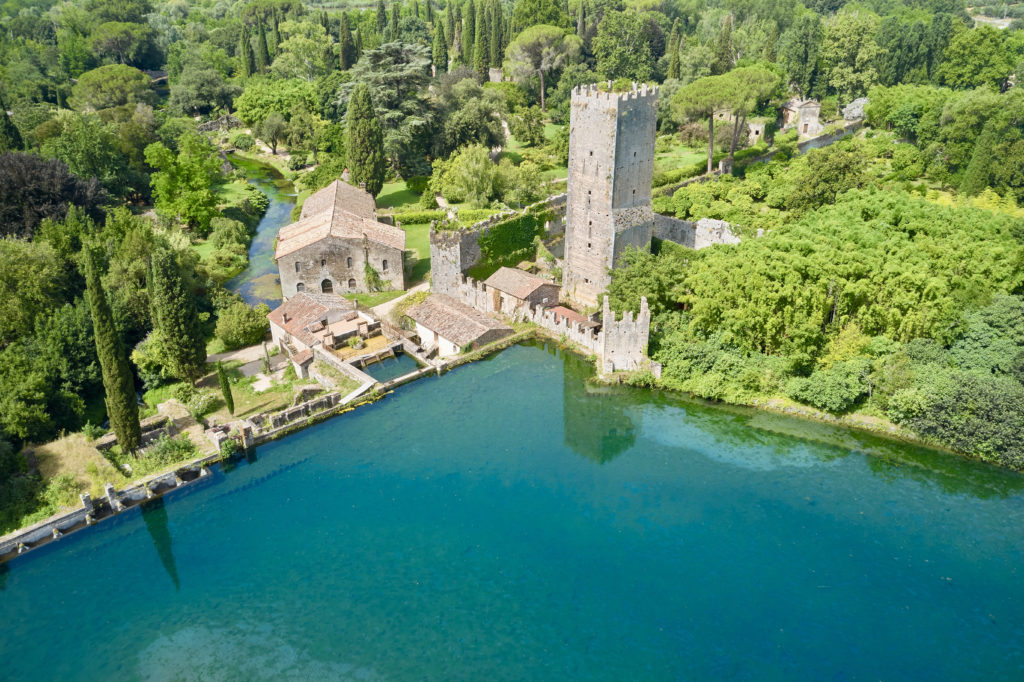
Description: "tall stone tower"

(563, 83), (658, 307)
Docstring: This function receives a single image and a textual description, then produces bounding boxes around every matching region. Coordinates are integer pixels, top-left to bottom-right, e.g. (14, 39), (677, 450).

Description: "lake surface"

(2, 343), (1023, 680)
(224, 155), (296, 307)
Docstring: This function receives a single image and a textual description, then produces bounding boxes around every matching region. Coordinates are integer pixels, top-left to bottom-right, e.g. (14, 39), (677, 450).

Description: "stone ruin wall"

(652, 215), (741, 250)
(429, 194), (567, 297)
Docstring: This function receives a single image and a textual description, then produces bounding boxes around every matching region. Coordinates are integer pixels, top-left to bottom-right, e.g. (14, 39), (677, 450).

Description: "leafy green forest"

(1, 0), (1024, 529)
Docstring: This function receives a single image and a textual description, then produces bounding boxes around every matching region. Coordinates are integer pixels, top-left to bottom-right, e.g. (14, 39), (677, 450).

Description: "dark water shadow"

(141, 497), (179, 590)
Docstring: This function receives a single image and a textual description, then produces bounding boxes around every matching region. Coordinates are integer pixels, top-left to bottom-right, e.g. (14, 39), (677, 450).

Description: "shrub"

(145, 434), (198, 467)
(186, 391), (217, 418)
(785, 358), (870, 413)
(215, 301), (270, 350)
(298, 154), (347, 192)
(391, 209), (446, 224)
(406, 175), (429, 195)
(230, 132), (254, 150)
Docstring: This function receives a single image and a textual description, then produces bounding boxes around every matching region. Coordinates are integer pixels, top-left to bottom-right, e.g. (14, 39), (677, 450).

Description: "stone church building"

(275, 180), (406, 300)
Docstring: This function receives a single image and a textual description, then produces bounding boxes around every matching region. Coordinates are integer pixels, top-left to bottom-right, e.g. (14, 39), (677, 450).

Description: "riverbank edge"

(0, 329), (535, 562)
(1, 326), (1008, 563)
(588, 364), (999, 470)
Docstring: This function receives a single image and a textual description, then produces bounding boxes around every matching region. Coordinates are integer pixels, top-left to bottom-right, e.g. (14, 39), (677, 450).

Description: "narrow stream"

(224, 155), (297, 307)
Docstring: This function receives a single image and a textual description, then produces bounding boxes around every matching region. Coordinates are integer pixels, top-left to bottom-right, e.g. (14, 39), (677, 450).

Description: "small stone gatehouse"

(275, 180), (406, 299)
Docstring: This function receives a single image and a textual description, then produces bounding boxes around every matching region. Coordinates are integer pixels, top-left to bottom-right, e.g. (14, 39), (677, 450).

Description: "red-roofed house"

(267, 291), (378, 377)
(276, 180), (406, 299)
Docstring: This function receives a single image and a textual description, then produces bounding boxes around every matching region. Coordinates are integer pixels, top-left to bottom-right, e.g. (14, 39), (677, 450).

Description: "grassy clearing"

(377, 180), (419, 210)
(31, 433), (131, 498)
(401, 221), (433, 285)
(654, 142), (705, 174)
(343, 290), (406, 307)
(311, 359), (361, 394)
(230, 149), (295, 179)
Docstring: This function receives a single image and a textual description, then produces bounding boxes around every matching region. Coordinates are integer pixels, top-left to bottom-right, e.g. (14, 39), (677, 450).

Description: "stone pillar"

(105, 483), (122, 511)
(240, 424), (254, 449)
(80, 493), (93, 512)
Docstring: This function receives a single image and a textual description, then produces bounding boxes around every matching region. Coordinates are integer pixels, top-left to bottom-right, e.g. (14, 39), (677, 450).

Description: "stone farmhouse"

(268, 291), (380, 377)
(406, 294), (512, 358)
(781, 98), (822, 137)
(483, 267), (560, 315)
(275, 180), (406, 299)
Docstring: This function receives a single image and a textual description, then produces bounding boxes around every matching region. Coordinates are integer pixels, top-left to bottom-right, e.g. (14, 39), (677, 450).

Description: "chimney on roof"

(283, 312), (290, 323)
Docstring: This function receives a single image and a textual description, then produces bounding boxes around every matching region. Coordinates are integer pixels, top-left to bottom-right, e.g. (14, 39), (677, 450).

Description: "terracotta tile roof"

(484, 267), (556, 300)
(406, 294), (512, 348)
(275, 180), (406, 258)
(292, 349), (313, 366)
(549, 306), (594, 327)
(299, 179), (377, 221)
(267, 292), (356, 348)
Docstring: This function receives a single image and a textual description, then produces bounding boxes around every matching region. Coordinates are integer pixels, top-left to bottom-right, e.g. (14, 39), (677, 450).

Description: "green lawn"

(400, 221), (433, 285)
(654, 141), (705, 174)
(343, 290), (406, 307)
(192, 240), (216, 260)
(376, 180), (419, 210)
(543, 122), (563, 140)
(142, 362), (314, 424)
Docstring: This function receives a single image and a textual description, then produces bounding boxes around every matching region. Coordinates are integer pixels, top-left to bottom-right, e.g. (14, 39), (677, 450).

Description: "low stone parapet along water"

(0, 463), (215, 563)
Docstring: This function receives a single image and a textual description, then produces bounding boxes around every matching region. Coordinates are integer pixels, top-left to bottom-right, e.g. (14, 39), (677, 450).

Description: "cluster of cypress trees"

(238, 13), (280, 77)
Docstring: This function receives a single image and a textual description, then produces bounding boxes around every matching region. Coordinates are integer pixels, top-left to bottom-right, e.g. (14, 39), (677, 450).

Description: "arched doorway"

(296, 282), (305, 292)
(348, 278), (356, 289)
(321, 279), (333, 293)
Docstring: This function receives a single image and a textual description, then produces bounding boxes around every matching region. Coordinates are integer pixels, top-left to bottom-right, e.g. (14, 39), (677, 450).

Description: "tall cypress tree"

(269, 12), (281, 58)
(426, 0), (433, 23)
(667, 21), (681, 80)
(446, 7), (456, 48)
(150, 249), (206, 382)
(339, 12), (356, 70)
(83, 248), (141, 455)
(239, 30), (256, 77)
(355, 26), (364, 59)
(489, 0), (502, 68)
(0, 94), (23, 153)
(474, 2), (489, 76)
(255, 20), (271, 72)
(376, 0), (387, 35)
(433, 22), (448, 73)
(345, 83), (386, 197)
(217, 361), (234, 415)
(577, 0), (585, 35)
(389, 3), (400, 40)
(463, 0), (475, 65)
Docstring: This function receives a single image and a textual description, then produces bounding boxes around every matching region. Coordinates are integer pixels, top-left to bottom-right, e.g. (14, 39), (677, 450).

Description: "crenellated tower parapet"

(600, 296), (651, 374)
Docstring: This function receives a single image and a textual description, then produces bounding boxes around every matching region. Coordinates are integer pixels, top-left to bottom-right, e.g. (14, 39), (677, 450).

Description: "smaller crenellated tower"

(563, 83), (659, 307)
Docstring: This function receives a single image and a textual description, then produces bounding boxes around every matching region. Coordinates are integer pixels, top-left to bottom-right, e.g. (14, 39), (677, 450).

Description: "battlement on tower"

(570, 82), (660, 106)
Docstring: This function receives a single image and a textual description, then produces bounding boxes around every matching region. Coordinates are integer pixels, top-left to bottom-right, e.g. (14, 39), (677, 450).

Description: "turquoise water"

(362, 351), (421, 383)
(225, 156), (296, 307)
(2, 343), (1024, 680)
